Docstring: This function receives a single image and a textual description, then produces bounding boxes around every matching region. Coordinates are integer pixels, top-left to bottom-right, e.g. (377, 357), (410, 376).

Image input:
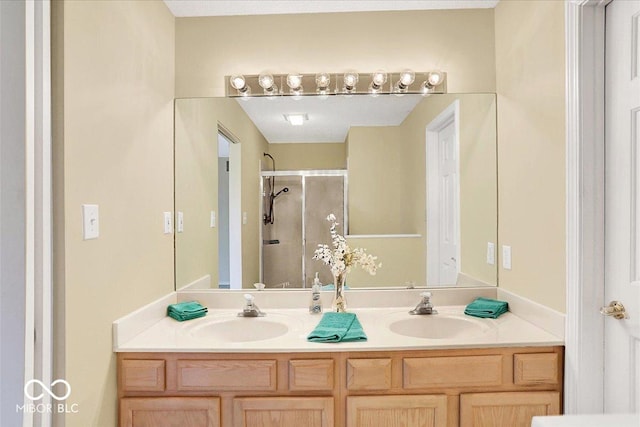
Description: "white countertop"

(531, 414), (640, 427)
(114, 305), (563, 353)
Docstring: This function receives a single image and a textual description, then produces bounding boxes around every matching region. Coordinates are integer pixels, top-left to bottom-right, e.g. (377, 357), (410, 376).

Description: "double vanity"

(114, 288), (564, 427)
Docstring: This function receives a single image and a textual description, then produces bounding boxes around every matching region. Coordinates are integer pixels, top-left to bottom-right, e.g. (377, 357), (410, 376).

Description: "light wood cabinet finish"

(460, 391), (560, 427)
(514, 353), (559, 385)
(404, 355), (504, 389)
(346, 395), (448, 427)
(177, 359), (277, 391)
(120, 397), (220, 427)
(121, 360), (165, 392)
(289, 359), (334, 391)
(233, 397), (334, 427)
(346, 358), (392, 391)
(118, 346), (563, 427)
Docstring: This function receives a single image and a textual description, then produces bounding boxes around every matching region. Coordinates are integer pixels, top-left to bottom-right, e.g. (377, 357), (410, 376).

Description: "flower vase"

(332, 271), (347, 312)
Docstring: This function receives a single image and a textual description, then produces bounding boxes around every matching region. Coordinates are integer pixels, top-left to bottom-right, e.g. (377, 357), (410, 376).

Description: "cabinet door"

(233, 397), (333, 427)
(346, 395), (448, 427)
(460, 392), (560, 427)
(120, 397), (220, 427)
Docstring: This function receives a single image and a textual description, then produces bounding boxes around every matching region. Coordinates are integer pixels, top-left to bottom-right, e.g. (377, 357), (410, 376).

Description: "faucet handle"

(244, 293), (255, 304)
(420, 291), (432, 300)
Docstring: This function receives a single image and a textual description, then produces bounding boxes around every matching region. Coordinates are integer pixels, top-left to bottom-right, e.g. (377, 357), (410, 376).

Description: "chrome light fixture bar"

(225, 70), (447, 98)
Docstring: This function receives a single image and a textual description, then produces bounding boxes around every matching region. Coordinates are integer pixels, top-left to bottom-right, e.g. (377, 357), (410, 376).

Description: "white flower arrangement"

(312, 214), (381, 277)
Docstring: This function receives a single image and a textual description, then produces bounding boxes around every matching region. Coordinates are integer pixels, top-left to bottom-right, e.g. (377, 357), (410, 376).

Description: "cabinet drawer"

(347, 395), (448, 427)
(120, 397), (220, 427)
(404, 355), (504, 389)
(177, 360), (277, 391)
(121, 359), (165, 392)
(346, 358), (392, 391)
(233, 397), (333, 427)
(514, 353), (559, 385)
(289, 359), (334, 391)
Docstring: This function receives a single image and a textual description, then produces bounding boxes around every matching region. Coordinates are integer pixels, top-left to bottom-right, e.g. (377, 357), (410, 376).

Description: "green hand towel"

(464, 297), (508, 319)
(307, 312), (367, 343)
(167, 301), (208, 322)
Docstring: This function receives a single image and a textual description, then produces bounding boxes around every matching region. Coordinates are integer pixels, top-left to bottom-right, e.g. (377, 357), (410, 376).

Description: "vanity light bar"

(225, 71), (447, 98)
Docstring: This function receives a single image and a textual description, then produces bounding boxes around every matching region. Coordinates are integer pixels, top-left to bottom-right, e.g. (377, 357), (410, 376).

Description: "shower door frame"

(259, 169), (348, 288)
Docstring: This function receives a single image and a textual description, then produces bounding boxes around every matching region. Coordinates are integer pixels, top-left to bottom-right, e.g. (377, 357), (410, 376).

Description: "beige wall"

(53, 1), (175, 426)
(174, 98), (269, 290)
(175, 10), (496, 97)
(495, 0), (566, 312)
(347, 94), (497, 287)
(174, 99), (220, 288)
(267, 142), (346, 170)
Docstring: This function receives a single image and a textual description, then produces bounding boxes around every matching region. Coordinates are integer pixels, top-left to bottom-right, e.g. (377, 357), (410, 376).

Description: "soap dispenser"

(309, 274), (323, 314)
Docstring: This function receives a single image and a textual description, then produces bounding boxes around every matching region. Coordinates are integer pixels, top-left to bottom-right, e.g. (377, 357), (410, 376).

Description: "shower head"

(274, 187), (289, 197)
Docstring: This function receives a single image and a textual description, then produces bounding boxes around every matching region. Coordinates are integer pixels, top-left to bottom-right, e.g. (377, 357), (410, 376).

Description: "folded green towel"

(464, 297), (508, 319)
(167, 301), (208, 322)
(307, 312), (367, 343)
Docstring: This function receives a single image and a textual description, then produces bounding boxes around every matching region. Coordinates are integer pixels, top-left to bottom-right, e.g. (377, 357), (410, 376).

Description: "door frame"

(565, 0), (611, 414)
(426, 100), (461, 287)
(218, 126), (242, 290)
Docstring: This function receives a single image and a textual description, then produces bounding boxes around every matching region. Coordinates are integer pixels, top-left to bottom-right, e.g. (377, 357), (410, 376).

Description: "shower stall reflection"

(261, 171), (346, 288)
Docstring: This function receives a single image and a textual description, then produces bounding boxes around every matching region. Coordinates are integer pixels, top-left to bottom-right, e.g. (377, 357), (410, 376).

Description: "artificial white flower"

(313, 214), (382, 277)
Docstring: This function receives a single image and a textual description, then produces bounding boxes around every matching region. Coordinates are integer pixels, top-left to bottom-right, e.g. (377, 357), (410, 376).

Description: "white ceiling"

(235, 95), (424, 143)
(163, 0), (499, 18)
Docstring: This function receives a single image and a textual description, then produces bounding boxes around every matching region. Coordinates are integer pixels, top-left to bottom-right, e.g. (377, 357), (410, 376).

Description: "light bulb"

(315, 73), (330, 89)
(427, 71), (442, 86)
(427, 71), (443, 87)
(286, 74), (303, 90)
(398, 69), (415, 87)
(371, 70), (387, 88)
(230, 74), (246, 91)
(343, 71), (359, 92)
(258, 73), (277, 93)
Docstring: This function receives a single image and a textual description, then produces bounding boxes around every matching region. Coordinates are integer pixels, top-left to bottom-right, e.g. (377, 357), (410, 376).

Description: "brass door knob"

(600, 301), (628, 319)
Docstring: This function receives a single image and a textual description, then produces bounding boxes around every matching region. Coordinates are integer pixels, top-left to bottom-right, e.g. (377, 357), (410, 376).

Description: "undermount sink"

(388, 314), (491, 340)
(188, 317), (289, 342)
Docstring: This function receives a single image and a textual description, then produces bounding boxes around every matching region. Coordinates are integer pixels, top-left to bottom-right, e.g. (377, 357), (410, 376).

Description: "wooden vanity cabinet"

(117, 346), (563, 427)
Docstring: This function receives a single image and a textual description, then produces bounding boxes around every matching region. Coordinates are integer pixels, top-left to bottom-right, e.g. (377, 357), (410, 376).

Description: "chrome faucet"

(238, 294), (265, 317)
(409, 291), (438, 315)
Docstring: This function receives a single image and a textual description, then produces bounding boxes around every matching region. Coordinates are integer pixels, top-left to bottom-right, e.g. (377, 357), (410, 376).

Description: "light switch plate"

(82, 204), (99, 240)
(210, 211), (216, 228)
(502, 245), (512, 270)
(163, 212), (172, 234)
(242, 211), (247, 225)
(177, 211), (184, 233)
(486, 242), (495, 265)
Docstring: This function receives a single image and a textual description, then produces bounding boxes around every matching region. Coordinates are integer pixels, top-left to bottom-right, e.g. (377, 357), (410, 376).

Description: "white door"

(427, 103), (460, 286)
(604, 0), (640, 413)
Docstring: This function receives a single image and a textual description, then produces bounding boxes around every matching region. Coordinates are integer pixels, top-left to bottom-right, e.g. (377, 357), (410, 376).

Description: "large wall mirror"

(175, 93), (497, 291)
